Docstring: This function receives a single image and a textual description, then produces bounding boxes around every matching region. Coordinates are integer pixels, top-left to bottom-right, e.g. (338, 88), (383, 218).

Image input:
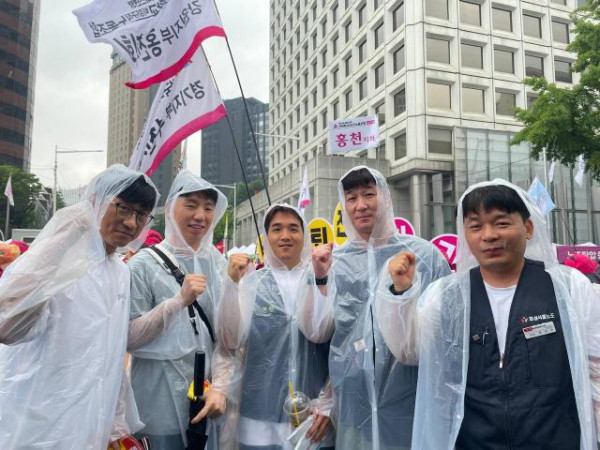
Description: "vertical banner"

(329, 115), (380, 154)
(129, 48), (225, 175)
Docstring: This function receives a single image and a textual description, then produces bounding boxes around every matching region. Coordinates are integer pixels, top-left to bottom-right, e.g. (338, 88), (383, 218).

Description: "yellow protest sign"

(332, 202), (348, 246)
(307, 218), (334, 247)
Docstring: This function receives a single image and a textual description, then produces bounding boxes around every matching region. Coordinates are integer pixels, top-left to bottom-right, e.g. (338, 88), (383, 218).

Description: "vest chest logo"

(520, 313), (555, 324)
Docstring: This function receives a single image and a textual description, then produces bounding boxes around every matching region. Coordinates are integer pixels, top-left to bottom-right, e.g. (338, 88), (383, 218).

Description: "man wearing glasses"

(0, 165), (159, 449)
(126, 170), (231, 450)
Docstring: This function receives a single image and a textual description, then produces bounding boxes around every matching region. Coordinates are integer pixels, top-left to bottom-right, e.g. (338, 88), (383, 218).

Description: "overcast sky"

(30, 0), (270, 190)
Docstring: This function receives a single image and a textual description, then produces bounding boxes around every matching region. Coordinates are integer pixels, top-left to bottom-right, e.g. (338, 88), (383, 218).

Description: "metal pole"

(4, 198), (9, 239)
(233, 187), (237, 248)
(53, 145), (57, 215)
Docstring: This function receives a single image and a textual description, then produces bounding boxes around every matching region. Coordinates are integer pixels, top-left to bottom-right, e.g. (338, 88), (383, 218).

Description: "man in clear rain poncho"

(376, 179), (600, 449)
(0, 164), (159, 449)
(210, 203), (334, 449)
(126, 170), (230, 449)
(305, 166), (451, 449)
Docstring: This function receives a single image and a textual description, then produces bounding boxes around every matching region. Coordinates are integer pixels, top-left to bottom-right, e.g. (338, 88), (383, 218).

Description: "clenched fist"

(312, 243), (333, 279)
(180, 274), (207, 306)
(388, 252), (416, 293)
(228, 253), (251, 283)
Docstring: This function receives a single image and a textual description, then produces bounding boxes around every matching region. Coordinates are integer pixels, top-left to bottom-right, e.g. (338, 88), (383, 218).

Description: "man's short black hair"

(117, 175), (157, 212)
(462, 185), (531, 222)
(341, 168), (376, 192)
(180, 188), (219, 204)
(264, 206), (304, 234)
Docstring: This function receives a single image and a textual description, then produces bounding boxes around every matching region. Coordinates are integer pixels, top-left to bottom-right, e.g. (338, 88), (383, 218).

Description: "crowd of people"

(0, 163), (599, 450)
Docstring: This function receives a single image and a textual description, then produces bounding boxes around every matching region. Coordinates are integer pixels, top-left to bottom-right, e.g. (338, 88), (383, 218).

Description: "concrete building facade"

(201, 97), (269, 187)
(107, 52), (180, 206)
(233, 0), (597, 246)
(0, 0), (40, 171)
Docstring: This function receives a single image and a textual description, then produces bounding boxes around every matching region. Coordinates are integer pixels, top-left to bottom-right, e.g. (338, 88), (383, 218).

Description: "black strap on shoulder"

(148, 245), (215, 343)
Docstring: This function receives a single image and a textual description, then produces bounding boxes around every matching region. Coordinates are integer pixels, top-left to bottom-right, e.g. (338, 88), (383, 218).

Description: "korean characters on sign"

(308, 219), (334, 247)
(394, 217), (415, 235)
(329, 115), (380, 154)
(333, 203), (348, 246)
(430, 234), (459, 270)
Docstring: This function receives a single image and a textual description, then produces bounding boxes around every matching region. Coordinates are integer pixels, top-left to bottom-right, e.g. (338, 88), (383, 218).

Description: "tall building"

(0, 0), (40, 171)
(235, 0), (598, 245)
(107, 52), (180, 206)
(201, 97), (269, 187)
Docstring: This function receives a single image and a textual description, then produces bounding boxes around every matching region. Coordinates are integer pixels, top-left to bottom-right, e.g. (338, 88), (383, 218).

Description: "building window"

(394, 89), (406, 115)
(358, 4), (366, 27)
(555, 59), (572, 83)
(527, 93), (538, 109)
(374, 62), (385, 88)
(322, 49), (328, 68)
(552, 20), (570, 44)
(427, 37), (450, 64)
(494, 48), (515, 74)
(359, 77), (367, 100)
(374, 0), (382, 10)
(312, 89), (317, 107)
(426, 0), (448, 20)
(496, 91), (516, 116)
(552, 0), (567, 4)
(462, 87), (485, 113)
(461, 43), (483, 69)
(525, 54), (544, 77)
(358, 40), (366, 63)
(394, 133), (407, 159)
(322, 79), (328, 98)
(332, 34), (339, 55)
(393, 45), (405, 73)
(333, 100), (339, 119)
(332, 67), (339, 88)
(322, 110), (327, 129)
(374, 23), (384, 49)
(332, 4), (338, 22)
(375, 102), (385, 125)
(427, 82), (451, 109)
(428, 127), (453, 154)
(345, 21), (352, 42)
(345, 89), (353, 110)
(493, 7), (512, 32)
(523, 14), (542, 38)
(460, 1), (481, 27)
(345, 54), (353, 77)
(393, 2), (405, 31)
(312, 118), (318, 136)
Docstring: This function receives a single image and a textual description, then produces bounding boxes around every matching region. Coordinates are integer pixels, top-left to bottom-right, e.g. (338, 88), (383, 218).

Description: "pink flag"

(298, 166), (311, 210)
(129, 48), (225, 175)
(74, 0), (226, 89)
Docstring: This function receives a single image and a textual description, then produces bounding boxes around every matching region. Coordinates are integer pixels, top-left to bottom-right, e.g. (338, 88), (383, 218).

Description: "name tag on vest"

(522, 321), (556, 340)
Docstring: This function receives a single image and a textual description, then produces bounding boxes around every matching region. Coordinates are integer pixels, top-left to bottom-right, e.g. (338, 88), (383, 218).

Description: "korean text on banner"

(74, 0), (226, 89)
(329, 115), (380, 154)
(129, 48), (226, 176)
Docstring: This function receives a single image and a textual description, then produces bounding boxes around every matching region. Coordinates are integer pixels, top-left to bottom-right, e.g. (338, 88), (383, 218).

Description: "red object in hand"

(110, 435), (145, 450)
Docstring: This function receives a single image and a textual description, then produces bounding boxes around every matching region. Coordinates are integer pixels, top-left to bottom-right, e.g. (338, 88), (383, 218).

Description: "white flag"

(548, 159), (555, 184)
(298, 166), (310, 211)
(574, 154), (585, 187)
(74, 0), (225, 89)
(329, 115), (380, 154)
(129, 48), (225, 175)
(4, 175), (13, 207)
(528, 177), (555, 216)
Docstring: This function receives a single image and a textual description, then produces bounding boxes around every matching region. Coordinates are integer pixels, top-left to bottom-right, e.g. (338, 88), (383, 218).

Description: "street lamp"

(213, 183), (237, 248)
(53, 146), (104, 215)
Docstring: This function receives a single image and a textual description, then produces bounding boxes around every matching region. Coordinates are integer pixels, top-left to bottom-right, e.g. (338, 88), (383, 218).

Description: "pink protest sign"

(394, 217), (415, 235)
(431, 234), (458, 267)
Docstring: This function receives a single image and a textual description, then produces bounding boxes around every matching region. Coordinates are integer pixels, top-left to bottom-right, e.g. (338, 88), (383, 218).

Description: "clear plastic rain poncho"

(127, 170), (227, 449)
(0, 164), (158, 449)
(211, 203), (334, 449)
(411, 179), (600, 450)
(305, 166), (451, 449)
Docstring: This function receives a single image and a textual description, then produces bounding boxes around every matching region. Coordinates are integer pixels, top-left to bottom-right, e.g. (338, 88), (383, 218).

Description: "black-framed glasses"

(111, 202), (154, 226)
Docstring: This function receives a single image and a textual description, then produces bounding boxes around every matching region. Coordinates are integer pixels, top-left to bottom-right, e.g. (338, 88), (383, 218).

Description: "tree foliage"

(0, 165), (43, 234)
(511, 0), (600, 180)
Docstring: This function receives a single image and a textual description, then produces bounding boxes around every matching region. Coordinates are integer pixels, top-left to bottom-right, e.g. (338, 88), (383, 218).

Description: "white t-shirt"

(484, 282), (517, 353)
